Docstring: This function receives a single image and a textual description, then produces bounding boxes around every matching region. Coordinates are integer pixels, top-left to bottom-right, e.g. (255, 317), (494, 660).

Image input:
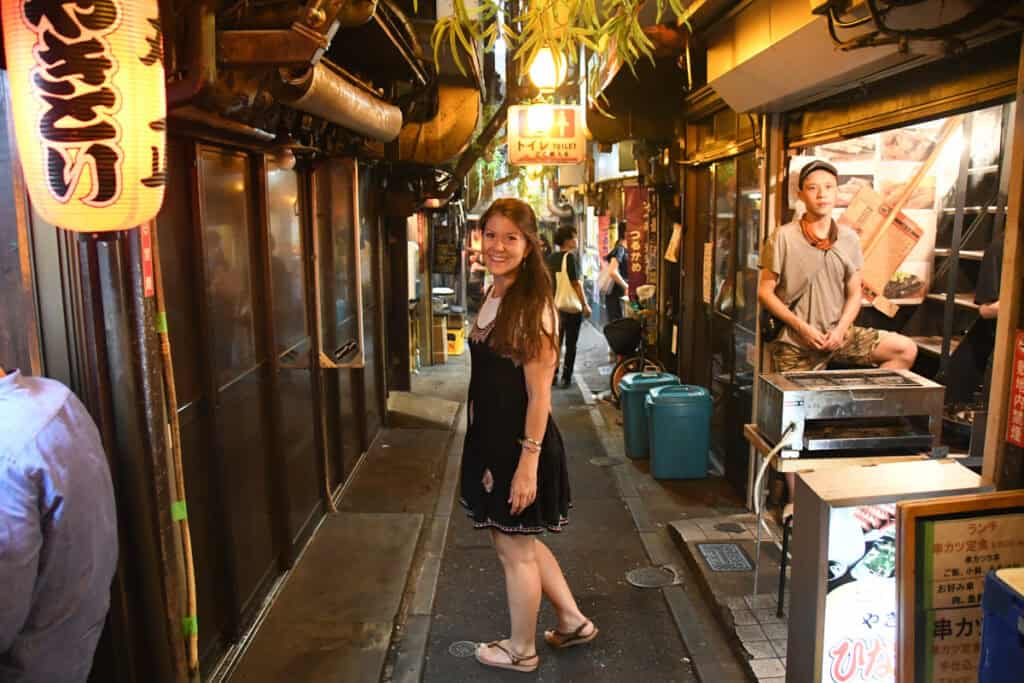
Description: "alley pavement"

(225, 321), (753, 682)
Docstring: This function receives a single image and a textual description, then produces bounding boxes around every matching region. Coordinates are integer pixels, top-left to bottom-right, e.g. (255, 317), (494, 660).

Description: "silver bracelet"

(519, 437), (542, 452)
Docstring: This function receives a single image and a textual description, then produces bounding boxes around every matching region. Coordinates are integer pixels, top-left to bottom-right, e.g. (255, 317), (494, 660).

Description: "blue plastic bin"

(979, 567), (1024, 683)
(619, 372), (680, 459)
(645, 385), (711, 479)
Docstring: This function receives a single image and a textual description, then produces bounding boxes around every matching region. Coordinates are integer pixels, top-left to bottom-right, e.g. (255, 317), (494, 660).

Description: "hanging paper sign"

(2, 0), (168, 232)
(508, 105), (586, 165)
(141, 221), (154, 297)
(1006, 331), (1024, 447)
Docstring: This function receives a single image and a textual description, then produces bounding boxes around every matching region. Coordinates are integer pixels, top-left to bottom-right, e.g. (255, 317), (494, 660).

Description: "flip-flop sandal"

(475, 641), (539, 673)
(544, 620), (599, 649)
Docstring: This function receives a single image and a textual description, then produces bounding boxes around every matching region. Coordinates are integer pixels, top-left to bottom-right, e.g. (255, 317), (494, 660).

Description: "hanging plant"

(431, 0), (688, 86)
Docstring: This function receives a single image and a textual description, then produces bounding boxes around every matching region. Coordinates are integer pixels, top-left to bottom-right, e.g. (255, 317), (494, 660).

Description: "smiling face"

(799, 169), (838, 219)
(483, 214), (530, 278)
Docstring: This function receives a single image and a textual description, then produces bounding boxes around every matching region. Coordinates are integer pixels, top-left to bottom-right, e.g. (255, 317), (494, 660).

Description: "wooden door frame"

(983, 36), (1024, 488)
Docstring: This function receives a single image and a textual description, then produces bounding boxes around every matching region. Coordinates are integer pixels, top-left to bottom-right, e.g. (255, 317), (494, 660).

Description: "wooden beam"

(982, 34), (1024, 487)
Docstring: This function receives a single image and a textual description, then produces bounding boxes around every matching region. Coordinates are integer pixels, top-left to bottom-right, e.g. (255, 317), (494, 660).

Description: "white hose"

(752, 423), (796, 519)
(752, 423), (796, 599)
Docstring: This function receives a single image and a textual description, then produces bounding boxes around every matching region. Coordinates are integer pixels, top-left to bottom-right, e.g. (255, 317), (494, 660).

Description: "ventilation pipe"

(278, 64), (403, 142)
(548, 186), (574, 218)
(382, 84), (480, 165)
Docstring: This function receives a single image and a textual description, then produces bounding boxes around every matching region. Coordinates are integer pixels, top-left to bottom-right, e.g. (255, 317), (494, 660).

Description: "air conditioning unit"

(707, 0), (1008, 113)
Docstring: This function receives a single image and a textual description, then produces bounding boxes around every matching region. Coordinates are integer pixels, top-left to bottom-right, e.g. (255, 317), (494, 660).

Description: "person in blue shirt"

(0, 367), (118, 682)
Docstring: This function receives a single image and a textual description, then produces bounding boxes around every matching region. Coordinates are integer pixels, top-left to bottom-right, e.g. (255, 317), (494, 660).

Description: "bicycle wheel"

(610, 356), (666, 401)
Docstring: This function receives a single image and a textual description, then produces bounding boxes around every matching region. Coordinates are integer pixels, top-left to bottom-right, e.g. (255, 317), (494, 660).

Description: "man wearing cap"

(758, 159), (918, 375)
(759, 160), (918, 523)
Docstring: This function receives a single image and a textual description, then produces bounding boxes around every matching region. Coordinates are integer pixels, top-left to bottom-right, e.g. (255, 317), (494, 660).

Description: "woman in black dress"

(462, 199), (598, 673)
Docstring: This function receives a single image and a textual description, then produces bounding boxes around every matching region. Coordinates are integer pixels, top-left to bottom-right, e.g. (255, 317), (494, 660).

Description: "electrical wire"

(829, 5), (873, 29)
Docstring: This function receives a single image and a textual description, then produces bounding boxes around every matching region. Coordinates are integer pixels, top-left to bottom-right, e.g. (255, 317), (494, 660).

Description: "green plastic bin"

(619, 372), (679, 459)
(645, 385), (712, 479)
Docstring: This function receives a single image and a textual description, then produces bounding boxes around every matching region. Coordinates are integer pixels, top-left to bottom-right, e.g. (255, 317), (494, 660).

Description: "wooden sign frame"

(896, 490), (1024, 682)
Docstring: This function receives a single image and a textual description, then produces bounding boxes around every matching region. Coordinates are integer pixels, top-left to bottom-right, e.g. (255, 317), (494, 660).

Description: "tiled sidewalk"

(670, 515), (791, 682)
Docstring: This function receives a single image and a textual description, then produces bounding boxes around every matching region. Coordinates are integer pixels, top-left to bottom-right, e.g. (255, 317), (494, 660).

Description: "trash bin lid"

(645, 384), (710, 405)
(620, 372), (679, 390)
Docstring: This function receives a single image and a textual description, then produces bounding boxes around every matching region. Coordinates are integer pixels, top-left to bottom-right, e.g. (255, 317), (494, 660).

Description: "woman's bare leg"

(483, 530), (541, 661)
(534, 539), (592, 633)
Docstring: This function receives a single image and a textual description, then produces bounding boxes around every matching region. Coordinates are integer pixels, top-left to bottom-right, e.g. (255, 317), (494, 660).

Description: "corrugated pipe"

(548, 186), (574, 218)
(279, 63), (402, 142)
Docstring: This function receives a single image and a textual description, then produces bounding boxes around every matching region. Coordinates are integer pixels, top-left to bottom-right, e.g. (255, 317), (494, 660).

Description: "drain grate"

(697, 542), (754, 572)
(589, 456), (623, 467)
(448, 641), (477, 658)
(626, 565), (679, 588)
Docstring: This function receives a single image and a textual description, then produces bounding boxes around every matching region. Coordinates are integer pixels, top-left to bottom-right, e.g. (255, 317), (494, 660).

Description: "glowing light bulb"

(528, 47), (567, 91)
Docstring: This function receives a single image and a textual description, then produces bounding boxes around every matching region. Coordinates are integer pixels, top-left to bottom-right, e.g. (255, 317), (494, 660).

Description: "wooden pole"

(982, 34), (1024, 487)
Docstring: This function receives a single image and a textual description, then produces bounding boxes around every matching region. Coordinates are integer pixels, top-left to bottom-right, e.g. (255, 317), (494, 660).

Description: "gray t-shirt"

(759, 220), (863, 348)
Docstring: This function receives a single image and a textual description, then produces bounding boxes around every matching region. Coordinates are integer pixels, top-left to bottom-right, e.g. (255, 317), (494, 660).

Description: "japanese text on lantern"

(2, 0), (168, 231)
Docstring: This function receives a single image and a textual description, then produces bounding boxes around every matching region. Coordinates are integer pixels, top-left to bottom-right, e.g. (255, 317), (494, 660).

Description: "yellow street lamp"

(528, 47), (568, 92)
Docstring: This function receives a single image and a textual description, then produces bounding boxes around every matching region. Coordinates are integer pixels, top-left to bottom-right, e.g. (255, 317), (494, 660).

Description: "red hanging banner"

(1006, 331), (1024, 448)
(624, 187), (647, 292)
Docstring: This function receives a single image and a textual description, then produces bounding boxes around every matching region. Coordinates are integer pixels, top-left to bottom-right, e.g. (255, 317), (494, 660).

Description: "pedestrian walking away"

(547, 225), (591, 389)
(460, 198), (598, 674)
(602, 232), (630, 322)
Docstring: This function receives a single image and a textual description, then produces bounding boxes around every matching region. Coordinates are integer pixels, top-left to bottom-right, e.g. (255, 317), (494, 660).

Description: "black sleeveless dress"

(459, 309), (571, 535)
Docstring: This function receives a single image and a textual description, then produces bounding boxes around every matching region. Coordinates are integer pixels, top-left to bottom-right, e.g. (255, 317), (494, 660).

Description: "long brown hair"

(480, 198), (558, 364)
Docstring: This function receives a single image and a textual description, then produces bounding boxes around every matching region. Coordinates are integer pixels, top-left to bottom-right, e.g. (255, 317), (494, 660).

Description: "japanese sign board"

(624, 187), (648, 292)
(507, 105), (586, 166)
(896, 491), (1024, 683)
(1006, 331), (1024, 447)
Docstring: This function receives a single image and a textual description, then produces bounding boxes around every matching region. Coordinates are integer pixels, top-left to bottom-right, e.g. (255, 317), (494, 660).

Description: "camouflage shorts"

(770, 326), (884, 372)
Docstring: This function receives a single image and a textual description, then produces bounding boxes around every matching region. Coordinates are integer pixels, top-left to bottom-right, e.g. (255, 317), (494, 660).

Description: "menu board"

(896, 491), (1024, 682)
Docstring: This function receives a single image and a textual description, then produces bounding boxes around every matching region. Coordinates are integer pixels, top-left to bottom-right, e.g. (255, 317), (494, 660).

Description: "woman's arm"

(509, 324), (558, 515)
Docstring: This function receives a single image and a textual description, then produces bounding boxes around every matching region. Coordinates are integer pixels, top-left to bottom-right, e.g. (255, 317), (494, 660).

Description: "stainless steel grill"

(757, 369), (945, 458)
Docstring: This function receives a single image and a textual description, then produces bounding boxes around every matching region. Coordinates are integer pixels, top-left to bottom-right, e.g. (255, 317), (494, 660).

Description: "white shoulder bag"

(554, 253), (583, 314)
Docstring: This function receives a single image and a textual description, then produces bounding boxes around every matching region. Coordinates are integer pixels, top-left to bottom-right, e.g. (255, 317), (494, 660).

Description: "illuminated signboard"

(2, 0), (168, 232)
(507, 104), (585, 166)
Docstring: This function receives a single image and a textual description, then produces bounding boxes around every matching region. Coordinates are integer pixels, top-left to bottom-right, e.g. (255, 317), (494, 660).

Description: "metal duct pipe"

(548, 186), (573, 218)
(280, 64), (402, 142)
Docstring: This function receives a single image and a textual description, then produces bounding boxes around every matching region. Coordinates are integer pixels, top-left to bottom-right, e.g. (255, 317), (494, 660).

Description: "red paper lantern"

(2, 0), (167, 231)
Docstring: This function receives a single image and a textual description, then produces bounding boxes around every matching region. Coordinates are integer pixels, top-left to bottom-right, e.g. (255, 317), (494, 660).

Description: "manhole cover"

(715, 522), (746, 534)
(448, 641), (477, 658)
(589, 456), (623, 467)
(626, 565), (679, 588)
(697, 543), (754, 572)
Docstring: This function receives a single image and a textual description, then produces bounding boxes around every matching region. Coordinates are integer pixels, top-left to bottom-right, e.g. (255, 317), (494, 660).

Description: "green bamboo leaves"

(431, 0), (686, 82)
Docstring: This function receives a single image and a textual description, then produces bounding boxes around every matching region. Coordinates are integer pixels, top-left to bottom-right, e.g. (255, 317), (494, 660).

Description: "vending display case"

(787, 460), (987, 683)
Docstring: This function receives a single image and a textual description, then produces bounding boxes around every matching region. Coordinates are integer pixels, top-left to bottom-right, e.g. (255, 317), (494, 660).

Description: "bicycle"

(603, 285), (665, 402)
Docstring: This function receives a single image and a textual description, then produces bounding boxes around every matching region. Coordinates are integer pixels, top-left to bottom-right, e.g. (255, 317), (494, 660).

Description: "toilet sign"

(508, 105), (585, 165)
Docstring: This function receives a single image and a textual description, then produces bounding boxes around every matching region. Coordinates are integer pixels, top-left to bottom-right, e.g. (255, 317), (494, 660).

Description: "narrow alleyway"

(223, 322), (752, 682)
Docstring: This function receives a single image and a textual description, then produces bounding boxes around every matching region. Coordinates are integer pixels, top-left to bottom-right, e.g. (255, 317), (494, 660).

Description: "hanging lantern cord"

(150, 222), (201, 676)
